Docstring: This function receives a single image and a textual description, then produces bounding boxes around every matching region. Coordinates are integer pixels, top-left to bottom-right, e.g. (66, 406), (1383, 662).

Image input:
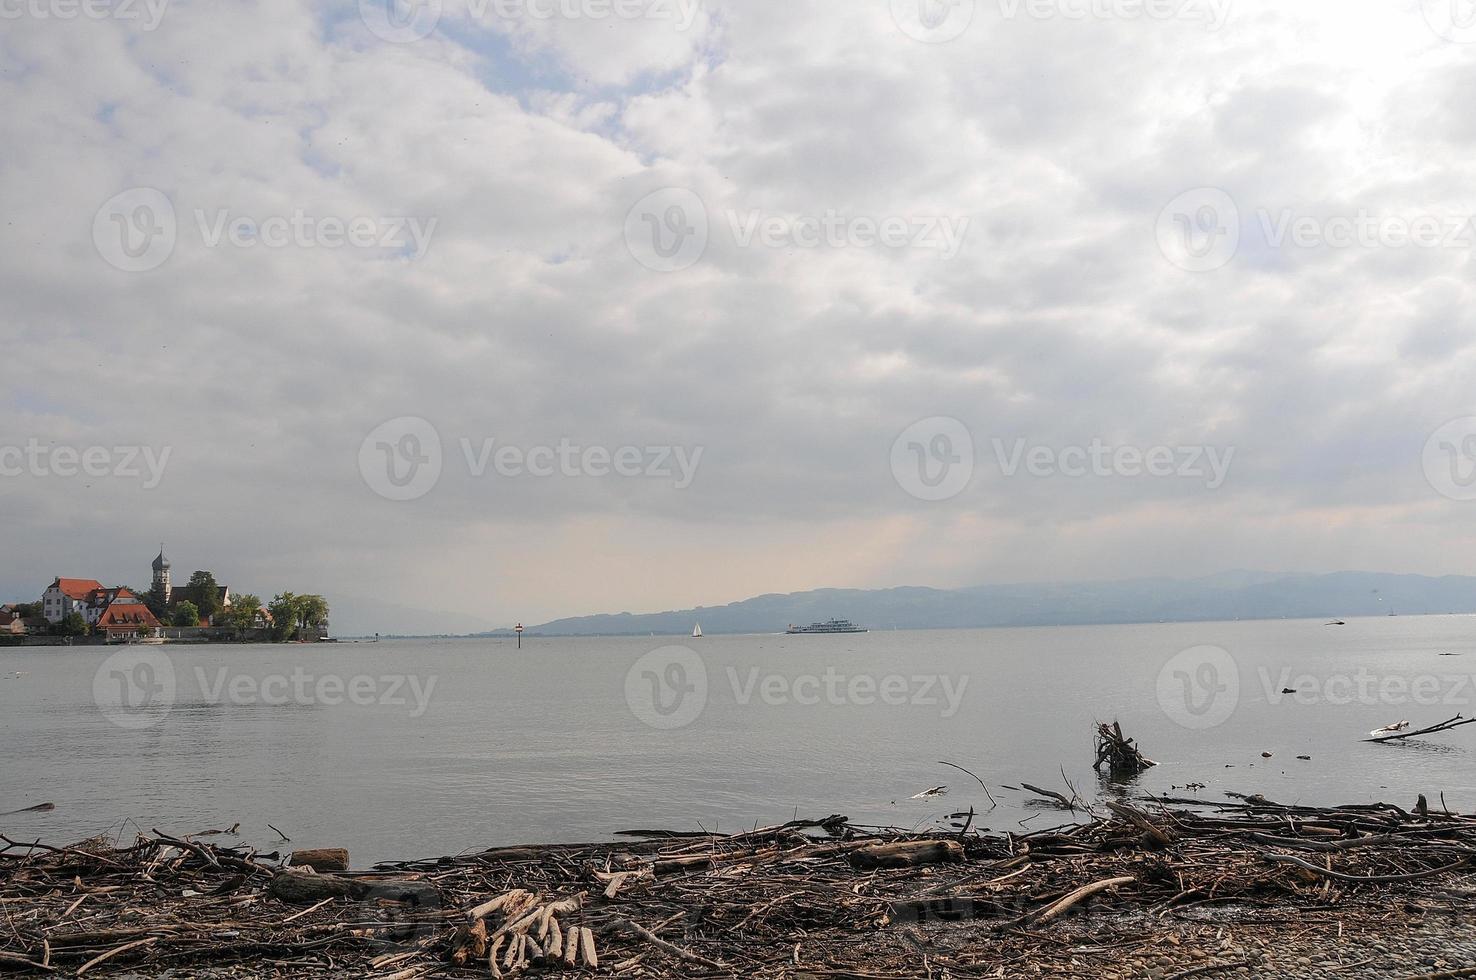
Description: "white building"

(41, 577), (105, 624)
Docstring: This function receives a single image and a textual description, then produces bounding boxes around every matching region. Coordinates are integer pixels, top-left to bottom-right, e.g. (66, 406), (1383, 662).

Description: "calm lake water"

(4, 616), (1476, 864)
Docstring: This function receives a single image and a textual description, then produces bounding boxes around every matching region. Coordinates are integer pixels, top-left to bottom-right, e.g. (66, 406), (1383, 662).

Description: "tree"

(185, 571), (222, 624)
(56, 612), (88, 637)
(267, 593), (330, 641)
(268, 593), (301, 641)
(227, 593), (263, 633)
(144, 585), (167, 618)
(171, 601), (201, 628)
(12, 602), (40, 620)
(127, 587), (161, 617)
(297, 595), (330, 635)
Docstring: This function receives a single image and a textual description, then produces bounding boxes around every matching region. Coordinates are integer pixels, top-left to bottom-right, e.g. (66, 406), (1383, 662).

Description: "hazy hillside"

(494, 572), (1476, 636)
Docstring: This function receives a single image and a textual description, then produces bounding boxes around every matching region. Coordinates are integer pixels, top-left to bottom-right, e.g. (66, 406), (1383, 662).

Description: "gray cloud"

(3, 1), (1476, 630)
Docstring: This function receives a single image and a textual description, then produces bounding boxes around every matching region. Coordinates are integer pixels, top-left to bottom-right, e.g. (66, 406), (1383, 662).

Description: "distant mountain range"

(476, 571), (1476, 637)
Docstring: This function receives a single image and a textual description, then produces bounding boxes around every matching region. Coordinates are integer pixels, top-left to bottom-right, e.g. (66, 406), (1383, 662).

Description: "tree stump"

(1094, 720), (1156, 776)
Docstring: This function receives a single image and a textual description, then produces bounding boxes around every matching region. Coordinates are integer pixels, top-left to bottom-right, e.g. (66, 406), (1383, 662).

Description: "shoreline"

(2, 611), (1469, 645)
(0, 635), (336, 648)
(4, 794), (1476, 978)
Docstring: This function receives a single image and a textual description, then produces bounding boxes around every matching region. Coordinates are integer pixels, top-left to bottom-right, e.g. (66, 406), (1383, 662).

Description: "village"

(0, 547), (330, 644)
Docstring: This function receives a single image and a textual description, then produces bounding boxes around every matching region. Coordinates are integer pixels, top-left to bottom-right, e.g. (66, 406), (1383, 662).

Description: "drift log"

(1001, 875), (1137, 930)
(289, 848), (350, 872)
(268, 869), (439, 907)
(850, 839), (964, 869)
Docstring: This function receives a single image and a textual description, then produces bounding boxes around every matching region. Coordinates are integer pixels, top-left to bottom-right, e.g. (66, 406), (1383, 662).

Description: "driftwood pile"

(1093, 719), (1157, 776)
(5, 793), (1476, 978)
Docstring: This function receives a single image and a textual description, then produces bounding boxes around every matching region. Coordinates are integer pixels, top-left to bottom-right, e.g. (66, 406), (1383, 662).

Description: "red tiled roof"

(95, 600), (161, 630)
(50, 578), (105, 600)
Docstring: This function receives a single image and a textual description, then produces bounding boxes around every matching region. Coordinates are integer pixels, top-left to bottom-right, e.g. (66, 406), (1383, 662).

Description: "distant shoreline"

(361, 611), (1469, 642)
(0, 634), (336, 648)
(3, 611), (1464, 646)
(451, 571), (1476, 641)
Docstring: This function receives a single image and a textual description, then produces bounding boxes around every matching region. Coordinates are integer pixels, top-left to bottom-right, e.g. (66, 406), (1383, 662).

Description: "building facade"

(92, 590), (161, 638)
(42, 578), (105, 624)
(38, 548), (237, 631)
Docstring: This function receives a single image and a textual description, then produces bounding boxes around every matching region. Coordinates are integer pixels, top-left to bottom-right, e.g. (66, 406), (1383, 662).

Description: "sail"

(692, 622), (703, 637)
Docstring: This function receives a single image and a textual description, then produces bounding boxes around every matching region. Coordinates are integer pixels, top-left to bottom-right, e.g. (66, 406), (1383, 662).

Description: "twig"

(1366, 715), (1476, 743)
(938, 761), (998, 809)
(603, 917), (729, 970)
(77, 937), (158, 975)
(1263, 853), (1473, 882)
(1165, 959), (1253, 980)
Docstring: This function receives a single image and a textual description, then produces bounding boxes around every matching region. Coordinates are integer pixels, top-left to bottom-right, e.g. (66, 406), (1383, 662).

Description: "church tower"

(152, 545), (172, 605)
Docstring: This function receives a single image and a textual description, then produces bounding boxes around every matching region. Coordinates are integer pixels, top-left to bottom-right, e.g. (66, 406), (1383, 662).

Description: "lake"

(4, 616), (1475, 864)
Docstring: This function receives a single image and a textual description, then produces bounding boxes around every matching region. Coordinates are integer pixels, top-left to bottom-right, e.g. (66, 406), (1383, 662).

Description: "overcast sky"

(4, 0), (1476, 630)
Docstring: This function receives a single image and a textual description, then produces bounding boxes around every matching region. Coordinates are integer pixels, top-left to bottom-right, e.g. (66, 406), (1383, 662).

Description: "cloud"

(3, 0), (1476, 627)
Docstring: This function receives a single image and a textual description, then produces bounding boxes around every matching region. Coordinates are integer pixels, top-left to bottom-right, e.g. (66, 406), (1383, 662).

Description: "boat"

(692, 622), (703, 638)
(785, 619), (868, 634)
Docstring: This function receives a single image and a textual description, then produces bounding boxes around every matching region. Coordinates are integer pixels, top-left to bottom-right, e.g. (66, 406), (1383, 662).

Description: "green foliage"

(11, 602), (40, 620)
(57, 612), (89, 637)
(185, 571), (222, 623)
(298, 595), (329, 632)
(227, 593), (263, 633)
(145, 585), (168, 618)
(268, 593), (299, 641)
(171, 601), (201, 628)
(268, 593), (331, 641)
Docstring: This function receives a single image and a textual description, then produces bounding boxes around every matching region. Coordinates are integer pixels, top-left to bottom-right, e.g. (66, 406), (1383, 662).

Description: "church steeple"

(151, 544), (172, 604)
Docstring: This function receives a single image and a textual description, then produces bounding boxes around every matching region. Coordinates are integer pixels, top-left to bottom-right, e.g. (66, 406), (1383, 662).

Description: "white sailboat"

(691, 622), (703, 638)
